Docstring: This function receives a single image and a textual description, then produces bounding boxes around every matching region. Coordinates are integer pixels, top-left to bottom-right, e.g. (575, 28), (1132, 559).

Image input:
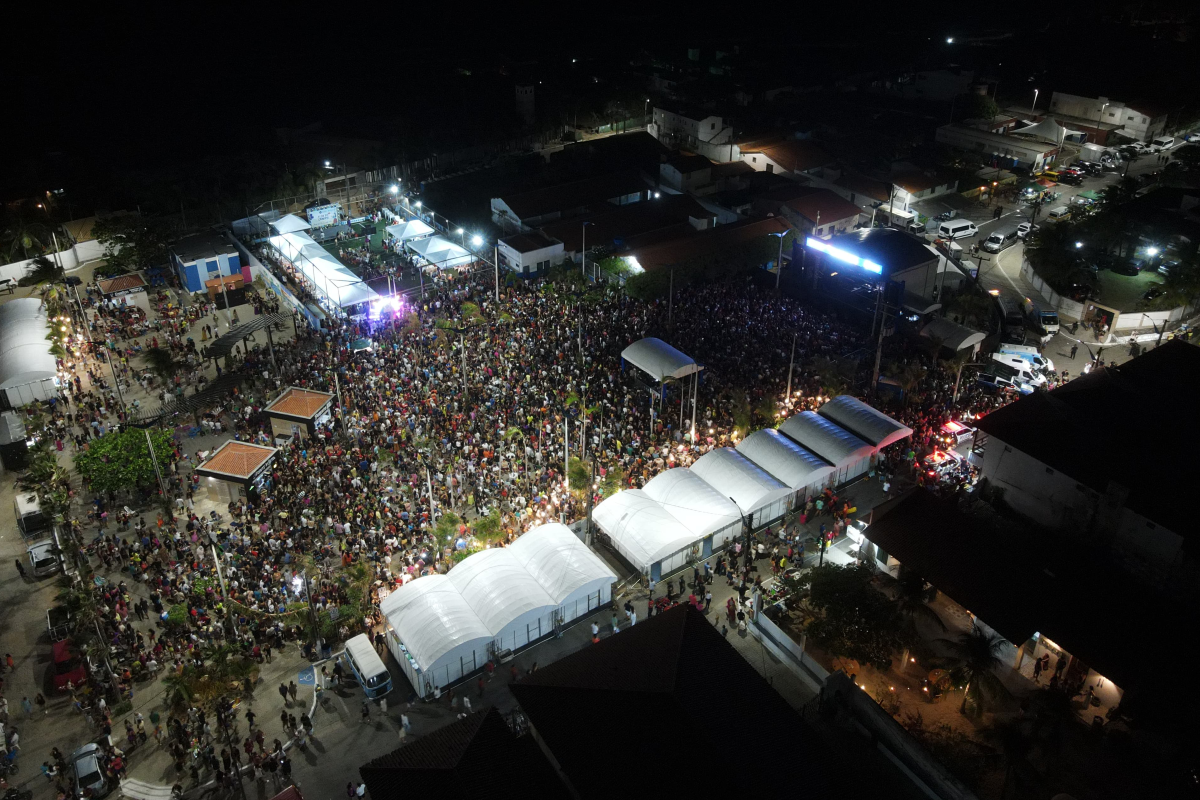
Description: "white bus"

(340, 634), (392, 698)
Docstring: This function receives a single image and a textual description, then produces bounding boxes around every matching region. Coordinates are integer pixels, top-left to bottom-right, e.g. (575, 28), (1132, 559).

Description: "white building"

(649, 106), (731, 148)
(935, 124), (1058, 171)
(497, 232), (564, 278)
(1048, 92), (1167, 143)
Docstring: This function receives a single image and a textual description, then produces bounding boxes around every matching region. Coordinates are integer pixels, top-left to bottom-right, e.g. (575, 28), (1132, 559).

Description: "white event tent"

(818, 395), (915, 451)
(381, 523), (615, 696)
(268, 231), (380, 308)
(385, 219), (435, 242)
(592, 488), (702, 580)
(735, 428), (835, 502)
(779, 411), (875, 486)
(620, 338), (702, 382)
(270, 214), (311, 234)
(642, 469), (742, 551)
(406, 236), (474, 268)
(0, 298), (58, 407)
(689, 447), (793, 528)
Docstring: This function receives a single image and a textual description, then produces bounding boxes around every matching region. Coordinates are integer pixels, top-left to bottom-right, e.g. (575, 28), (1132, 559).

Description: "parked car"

(1185, 133), (1200, 143)
(1143, 286), (1166, 302)
(47, 605), (73, 642)
(1110, 258), (1142, 276)
(1017, 222), (1039, 239)
(976, 373), (1034, 394)
(71, 743), (110, 799)
(52, 639), (87, 692)
(1059, 172), (1083, 186)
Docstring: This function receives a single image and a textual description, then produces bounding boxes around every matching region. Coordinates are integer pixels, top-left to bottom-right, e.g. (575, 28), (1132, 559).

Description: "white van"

(15, 493), (47, 538)
(982, 224), (1021, 253)
(1047, 206), (1071, 222)
(1152, 136), (1175, 150)
(938, 219), (978, 240)
(990, 353), (1047, 385)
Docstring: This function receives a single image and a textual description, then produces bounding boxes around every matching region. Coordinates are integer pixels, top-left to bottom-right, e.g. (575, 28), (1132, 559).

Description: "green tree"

(809, 355), (858, 397)
(955, 93), (999, 122)
(142, 347), (187, 382)
(92, 213), (170, 275)
(787, 563), (907, 670)
(936, 626), (1012, 716)
(74, 427), (174, 495)
(18, 254), (66, 287)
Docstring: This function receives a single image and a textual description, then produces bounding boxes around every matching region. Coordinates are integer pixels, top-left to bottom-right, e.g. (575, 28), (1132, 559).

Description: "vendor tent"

(689, 448), (793, 527)
(385, 219), (435, 242)
(448, 549), (558, 653)
(270, 214), (311, 234)
(0, 298), (58, 407)
(818, 395), (914, 450)
(506, 523), (615, 621)
(620, 338), (702, 382)
(642, 469), (742, 547)
(406, 236), (474, 268)
(592, 489), (703, 579)
(380, 575), (493, 698)
(268, 232), (380, 308)
(780, 411), (874, 485)
(919, 317), (986, 352)
(735, 428), (834, 500)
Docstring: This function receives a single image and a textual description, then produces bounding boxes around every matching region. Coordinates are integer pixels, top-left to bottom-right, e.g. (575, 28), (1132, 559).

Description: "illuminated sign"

(806, 237), (883, 274)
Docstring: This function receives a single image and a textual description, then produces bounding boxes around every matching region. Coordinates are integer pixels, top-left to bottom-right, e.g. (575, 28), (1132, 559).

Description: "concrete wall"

(0, 239), (105, 283)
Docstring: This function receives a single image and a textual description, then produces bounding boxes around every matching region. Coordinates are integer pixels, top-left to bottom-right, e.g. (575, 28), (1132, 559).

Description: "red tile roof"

(265, 387), (334, 419)
(625, 217), (789, 272)
(741, 140), (833, 173)
(197, 441), (277, 480)
(783, 189), (864, 225)
(97, 273), (147, 294)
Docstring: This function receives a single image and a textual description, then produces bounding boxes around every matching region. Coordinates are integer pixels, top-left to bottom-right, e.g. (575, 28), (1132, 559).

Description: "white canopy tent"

(0, 298), (58, 407)
(406, 236), (474, 268)
(506, 523), (615, 620)
(621, 338), (702, 382)
(592, 489), (703, 579)
(642, 469), (742, 548)
(1012, 118), (1083, 144)
(385, 219), (435, 242)
(448, 549), (558, 653)
(268, 232), (380, 308)
(818, 395), (914, 450)
(689, 448), (793, 527)
(735, 428), (835, 499)
(380, 575), (493, 698)
(270, 214), (311, 234)
(780, 411), (875, 485)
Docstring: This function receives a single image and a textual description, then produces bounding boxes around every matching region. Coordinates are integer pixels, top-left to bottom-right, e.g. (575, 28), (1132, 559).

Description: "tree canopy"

(92, 213), (170, 275)
(74, 427), (175, 494)
(786, 563), (909, 670)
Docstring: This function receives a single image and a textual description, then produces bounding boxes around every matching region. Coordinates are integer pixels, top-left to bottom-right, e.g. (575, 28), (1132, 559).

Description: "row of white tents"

(383, 217), (475, 270)
(267, 215), (380, 308)
(380, 523), (617, 697)
(593, 395), (913, 580)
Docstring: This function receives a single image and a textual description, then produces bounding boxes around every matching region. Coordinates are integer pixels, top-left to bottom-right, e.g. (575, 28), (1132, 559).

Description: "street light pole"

(785, 333), (796, 405)
(1032, 88), (1039, 113)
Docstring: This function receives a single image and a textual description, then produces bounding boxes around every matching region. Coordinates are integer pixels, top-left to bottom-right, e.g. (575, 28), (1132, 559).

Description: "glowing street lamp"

(1147, 246), (1160, 256)
(1076, 241), (1084, 249)
(389, 185), (399, 194)
(471, 235), (484, 247)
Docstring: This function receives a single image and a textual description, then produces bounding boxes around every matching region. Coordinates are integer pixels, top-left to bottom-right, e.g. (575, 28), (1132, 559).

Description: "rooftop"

(625, 216), (788, 272)
(664, 153), (712, 174)
(540, 193), (713, 252)
(974, 339), (1200, 539)
(496, 171), (649, 221)
(499, 231), (562, 254)
(264, 387), (335, 420)
(172, 231), (238, 263)
(96, 273), (147, 295)
(783, 188), (865, 224)
(741, 139), (834, 173)
(816, 228), (938, 273)
(196, 440), (277, 480)
(891, 168), (957, 194)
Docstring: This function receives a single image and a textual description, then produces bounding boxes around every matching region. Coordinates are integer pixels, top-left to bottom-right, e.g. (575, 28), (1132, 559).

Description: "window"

(1141, 116), (1147, 124)
(766, 163), (774, 174)
(752, 156), (757, 163)
(710, 122), (716, 130)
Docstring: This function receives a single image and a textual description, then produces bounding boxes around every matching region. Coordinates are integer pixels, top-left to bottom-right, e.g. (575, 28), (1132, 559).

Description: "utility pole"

(584, 455), (596, 545)
(563, 418), (569, 492)
(785, 334), (796, 406)
(143, 428), (170, 511)
(870, 286), (888, 398)
(494, 246), (500, 302)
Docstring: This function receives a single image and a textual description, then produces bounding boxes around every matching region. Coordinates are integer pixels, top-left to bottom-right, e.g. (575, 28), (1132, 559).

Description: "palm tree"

(809, 355), (857, 397)
(18, 254), (65, 287)
(881, 570), (946, 631)
(142, 347), (185, 382)
(937, 625), (1012, 715)
(885, 360), (926, 406)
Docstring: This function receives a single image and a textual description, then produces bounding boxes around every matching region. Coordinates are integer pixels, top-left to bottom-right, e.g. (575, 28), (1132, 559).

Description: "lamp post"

(581, 221), (592, 280)
(770, 231), (790, 288)
(1032, 88), (1039, 113)
(785, 333), (796, 407)
(457, 228), (465, 246)
(1095, 102), (1109, 144)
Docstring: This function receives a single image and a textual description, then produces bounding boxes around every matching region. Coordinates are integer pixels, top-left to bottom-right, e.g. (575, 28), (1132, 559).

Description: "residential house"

(497, 232), (566, 277)
(659, 154), (713, 193)
(889, 165), (959, 212)
(1048, 92), (1168, 142)
(776, 189), (864, 239)
(738, 139), (835, 179)
(621, 216), (789, 274)
(649, 105), (731, 148)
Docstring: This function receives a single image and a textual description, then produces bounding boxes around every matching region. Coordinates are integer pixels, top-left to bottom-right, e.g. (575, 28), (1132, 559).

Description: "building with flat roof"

(496, 232), (565, 278)
(804, 228), (950, 313)
(171, 232), (243, 293)
(935, 124), (1060, 171)
(490, 172), (649, 230)
(194, 440), (277, 502)
(1048, 92), (1167, 143)
(263, 387), (335, 442)
(649, 105), (731, 148)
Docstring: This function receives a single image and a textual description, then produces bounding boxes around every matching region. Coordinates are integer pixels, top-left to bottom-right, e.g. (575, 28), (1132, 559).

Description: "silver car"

(71, 743), (109, 799)
(28, 539), (60, 577)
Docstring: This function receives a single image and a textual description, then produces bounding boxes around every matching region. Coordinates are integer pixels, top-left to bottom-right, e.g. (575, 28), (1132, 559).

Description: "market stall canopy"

(406, 236), (474, 268)
(385, 219), (435, 242)
(919, 317), (986, 352)
(779, 411), (874, 468)
(0, 298), (57, 391)
(621, 338), (702, 383)
(1077, 190), (1102, 201)
(689, 448), (792, 517)
(818, 395), (914, 449)
(735, 429), (835, 490)
(268, 232), (380, 308)
(270, 214), (311, 234)
(642, 468), (741, 538)
(592, 489), (701, 570)
(506, 523), (616, 605)
(1012, 118), (1083, 144)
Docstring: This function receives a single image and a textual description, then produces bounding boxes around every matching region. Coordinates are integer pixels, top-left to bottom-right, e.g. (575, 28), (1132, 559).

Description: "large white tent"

(381, 523), (615, 696)
(270, 214), (311, 234)
(506, 523), (615, 617)
(780, 411), (874, 485)
(0, 298), (58, 407)
(818, 395), (914, 450)
(406, 236), (474, 268)
(621, 338), (702, 382)
(642, 469), (742, 547)
(1012, 117), (1083, 144)
(268, 231), (380, 308)
(689, 448), (793, 527)
(592, 489), (702, 579)
(735, 428), (835, 500)
(380, 575), (493, 698)
(385, 219), (435, 242)
(448, 549), (557, 653)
